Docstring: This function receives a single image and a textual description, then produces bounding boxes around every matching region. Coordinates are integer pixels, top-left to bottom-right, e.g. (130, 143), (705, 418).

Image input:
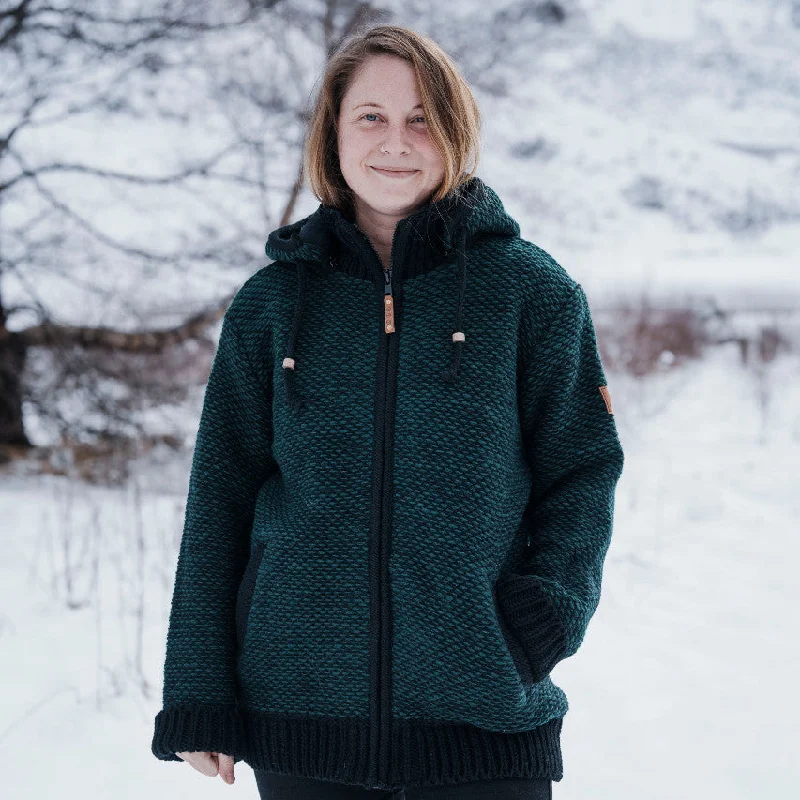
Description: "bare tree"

(0, 0), (335, 458)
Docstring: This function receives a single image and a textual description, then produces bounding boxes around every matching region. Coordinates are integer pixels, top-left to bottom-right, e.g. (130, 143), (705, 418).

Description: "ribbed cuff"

(495, 573), (568, 683)
(151, 703), (245, 763)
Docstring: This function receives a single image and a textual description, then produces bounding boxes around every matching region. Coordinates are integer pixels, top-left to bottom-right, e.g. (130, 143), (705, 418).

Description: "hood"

(263, 176), (521, 411)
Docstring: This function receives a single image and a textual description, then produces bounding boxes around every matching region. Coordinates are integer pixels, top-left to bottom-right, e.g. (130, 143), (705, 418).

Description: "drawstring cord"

(282, 227), (468, 409)
(282, 261), (308, 411)
(442, 227), (468, 384)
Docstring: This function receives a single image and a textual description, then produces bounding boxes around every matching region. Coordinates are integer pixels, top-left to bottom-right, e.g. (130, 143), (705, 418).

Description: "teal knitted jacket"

(151, 176), (624, 790)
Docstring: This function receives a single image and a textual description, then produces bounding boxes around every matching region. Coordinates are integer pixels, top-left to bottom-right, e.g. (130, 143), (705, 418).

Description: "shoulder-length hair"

(303, 24), (481, 215)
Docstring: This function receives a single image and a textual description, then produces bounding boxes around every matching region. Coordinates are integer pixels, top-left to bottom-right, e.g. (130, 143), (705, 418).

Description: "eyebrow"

(352, 102), (424, 111)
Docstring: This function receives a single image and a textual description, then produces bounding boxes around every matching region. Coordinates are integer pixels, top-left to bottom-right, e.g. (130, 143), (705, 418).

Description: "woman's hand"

(176, 751), (235, 784)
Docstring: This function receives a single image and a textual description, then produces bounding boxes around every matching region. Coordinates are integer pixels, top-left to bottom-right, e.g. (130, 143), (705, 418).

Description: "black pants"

(253, 770), (552, 799)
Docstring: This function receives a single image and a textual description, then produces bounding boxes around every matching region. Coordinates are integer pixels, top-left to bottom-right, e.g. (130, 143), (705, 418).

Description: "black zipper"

(378, 262), (397, 788)
(361, 228), (400, 789)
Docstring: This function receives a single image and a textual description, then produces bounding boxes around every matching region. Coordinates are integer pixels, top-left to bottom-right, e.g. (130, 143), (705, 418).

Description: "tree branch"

(20, 292), (236, 352)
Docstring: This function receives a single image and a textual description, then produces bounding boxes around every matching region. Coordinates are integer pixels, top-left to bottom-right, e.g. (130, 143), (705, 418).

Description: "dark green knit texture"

(153, 179), (624, 769)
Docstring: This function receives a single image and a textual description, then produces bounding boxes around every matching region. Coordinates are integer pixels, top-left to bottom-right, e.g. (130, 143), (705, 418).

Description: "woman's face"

(337, 54), (445, 221)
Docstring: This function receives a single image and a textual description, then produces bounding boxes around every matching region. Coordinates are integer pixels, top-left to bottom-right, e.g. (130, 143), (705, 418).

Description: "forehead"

(343, 54), (422, 104)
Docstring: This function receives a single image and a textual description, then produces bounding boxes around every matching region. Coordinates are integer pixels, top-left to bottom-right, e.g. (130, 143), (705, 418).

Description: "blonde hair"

(303, 24), (481, 215)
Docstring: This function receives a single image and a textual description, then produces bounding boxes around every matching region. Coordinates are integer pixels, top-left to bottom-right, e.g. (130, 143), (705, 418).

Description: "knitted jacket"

(151, 175), (625, 790)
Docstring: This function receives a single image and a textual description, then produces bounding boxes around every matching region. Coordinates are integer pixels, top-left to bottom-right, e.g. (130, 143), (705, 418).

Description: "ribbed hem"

(151, 703), (246, 763)
(495, 573), (569, 683)
(238, 707), (563, 790)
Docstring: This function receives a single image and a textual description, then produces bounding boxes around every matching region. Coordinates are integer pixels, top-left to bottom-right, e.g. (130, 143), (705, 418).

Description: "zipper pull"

(383, 267), (395, 334)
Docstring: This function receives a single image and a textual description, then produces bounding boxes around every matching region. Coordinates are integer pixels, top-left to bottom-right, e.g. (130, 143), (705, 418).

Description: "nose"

(379, 122), (411, 155)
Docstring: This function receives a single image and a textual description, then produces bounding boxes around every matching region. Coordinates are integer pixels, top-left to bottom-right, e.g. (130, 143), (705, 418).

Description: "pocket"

(235, 541), (266, 651)
(492, 579), (536, 686)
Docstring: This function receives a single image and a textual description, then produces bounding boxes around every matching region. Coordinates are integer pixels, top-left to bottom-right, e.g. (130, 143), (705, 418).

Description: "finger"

(199, 753), (219, 777)
(179, 751), (219, 777)
(218, 753), (236, 784)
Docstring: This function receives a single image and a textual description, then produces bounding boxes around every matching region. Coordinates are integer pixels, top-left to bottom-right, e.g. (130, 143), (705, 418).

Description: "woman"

(151, 24), (624, 799)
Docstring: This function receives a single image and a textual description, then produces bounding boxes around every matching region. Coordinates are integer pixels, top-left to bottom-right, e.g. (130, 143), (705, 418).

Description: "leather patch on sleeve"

(598, 385), (613, 414)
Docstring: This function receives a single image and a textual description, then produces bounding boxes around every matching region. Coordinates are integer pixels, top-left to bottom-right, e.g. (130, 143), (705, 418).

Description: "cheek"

(420, 143), (444, 171)
(415, 133), (440, 157)
(339, 134), (370, 162)
(338, 145), (360, 174)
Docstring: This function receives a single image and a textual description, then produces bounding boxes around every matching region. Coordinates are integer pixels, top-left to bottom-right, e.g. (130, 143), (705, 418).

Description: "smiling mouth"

(370, 166), (419, 176)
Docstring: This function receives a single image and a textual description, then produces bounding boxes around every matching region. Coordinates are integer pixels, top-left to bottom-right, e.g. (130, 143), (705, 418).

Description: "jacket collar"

(264, 176), (518, 282)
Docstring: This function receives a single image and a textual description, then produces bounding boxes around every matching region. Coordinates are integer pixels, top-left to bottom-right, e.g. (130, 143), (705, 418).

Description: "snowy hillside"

(475, 0), (800, 304)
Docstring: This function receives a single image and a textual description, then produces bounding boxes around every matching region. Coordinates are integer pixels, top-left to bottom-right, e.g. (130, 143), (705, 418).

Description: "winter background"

(1, 0), (798, 798)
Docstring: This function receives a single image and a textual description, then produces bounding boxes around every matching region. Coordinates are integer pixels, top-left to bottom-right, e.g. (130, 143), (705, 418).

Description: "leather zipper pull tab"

(384, 267), (395, 334)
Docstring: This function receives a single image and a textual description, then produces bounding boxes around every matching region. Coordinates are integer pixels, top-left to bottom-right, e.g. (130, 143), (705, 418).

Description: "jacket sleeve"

(496, 282), (624, 683)
(151, 309), (277, 762)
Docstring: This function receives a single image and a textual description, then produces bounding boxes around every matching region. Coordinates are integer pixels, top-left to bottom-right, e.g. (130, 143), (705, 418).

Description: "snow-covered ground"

(2, 343), (797, 799)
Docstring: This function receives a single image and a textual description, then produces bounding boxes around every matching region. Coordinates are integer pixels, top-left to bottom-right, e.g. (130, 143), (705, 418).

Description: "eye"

(358, 113), (426, 124)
